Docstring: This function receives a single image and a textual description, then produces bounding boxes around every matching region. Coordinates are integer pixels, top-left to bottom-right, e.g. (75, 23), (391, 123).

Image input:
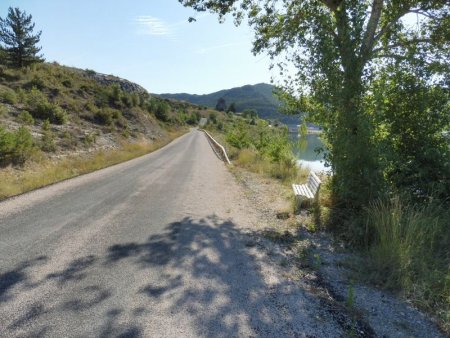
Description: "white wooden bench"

(292, 171), (322, 202)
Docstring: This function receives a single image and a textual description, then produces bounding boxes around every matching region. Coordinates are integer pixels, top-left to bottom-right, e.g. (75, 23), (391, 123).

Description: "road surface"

(0, 130), (341, 337)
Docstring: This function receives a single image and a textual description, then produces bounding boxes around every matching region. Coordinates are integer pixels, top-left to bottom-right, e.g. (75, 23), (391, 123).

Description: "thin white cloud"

(195, 41), (248, 54)
(135, 16), (172, 37)
(134, 13), (211, 39)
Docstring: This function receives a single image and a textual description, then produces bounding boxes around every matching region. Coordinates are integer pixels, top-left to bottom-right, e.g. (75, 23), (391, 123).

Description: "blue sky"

(0, 0), (273, 94)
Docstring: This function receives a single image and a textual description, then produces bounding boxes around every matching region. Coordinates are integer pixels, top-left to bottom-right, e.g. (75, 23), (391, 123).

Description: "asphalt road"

(0, 130), (341, 337)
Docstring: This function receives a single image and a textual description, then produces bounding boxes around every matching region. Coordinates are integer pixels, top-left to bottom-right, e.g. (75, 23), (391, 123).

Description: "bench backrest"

(307, 171), (322, 197)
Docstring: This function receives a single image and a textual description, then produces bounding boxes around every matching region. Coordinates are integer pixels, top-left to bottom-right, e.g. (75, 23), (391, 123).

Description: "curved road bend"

(0, 130), (342, 337)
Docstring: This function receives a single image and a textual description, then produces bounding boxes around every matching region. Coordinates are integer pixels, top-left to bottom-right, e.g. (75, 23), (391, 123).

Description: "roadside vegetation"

(183, 0), (450, 331)
(206, 114), (308, 185)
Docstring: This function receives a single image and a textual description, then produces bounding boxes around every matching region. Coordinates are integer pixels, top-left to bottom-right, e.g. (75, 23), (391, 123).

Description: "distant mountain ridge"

(159, 83), (300, 125)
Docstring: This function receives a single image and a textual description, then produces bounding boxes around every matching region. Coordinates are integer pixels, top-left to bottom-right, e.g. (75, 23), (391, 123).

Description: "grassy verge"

(206, 126), (309, 187)
(0, 129), (187, 200)
(363, 198), (450, 332)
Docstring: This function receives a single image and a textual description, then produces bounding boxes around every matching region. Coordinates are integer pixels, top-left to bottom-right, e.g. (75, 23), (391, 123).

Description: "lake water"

(290, 133), (329, 172)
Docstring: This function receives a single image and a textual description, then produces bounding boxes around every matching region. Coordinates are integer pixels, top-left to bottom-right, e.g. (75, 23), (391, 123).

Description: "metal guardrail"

(200, 129), (231, 165)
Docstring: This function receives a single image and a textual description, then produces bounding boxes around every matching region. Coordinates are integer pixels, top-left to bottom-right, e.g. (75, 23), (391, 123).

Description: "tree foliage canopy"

(180, 0), (450, 209)
(0, 7), (43, 67)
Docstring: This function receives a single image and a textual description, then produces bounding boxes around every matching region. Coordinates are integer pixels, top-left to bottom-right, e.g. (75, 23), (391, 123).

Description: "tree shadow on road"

(1, 215), (339, 337)
(0, 255), (47, 303)
(105, 215), (334, 337)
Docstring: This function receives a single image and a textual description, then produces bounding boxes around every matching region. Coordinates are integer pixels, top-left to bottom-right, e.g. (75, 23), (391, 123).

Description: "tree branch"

(372, 53), (408, 60)
(373, 7), (412, 43)
(372, 38), (432, 54)
(408, 9), (439, 20)
(360, 0), (384, 62)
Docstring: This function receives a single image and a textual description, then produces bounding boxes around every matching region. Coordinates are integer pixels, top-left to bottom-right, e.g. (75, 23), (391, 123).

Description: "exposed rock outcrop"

(84, 70), (148, 95)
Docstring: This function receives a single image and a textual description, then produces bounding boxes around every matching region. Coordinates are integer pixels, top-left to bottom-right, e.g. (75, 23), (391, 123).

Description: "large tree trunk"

(332, 69), (380, 209)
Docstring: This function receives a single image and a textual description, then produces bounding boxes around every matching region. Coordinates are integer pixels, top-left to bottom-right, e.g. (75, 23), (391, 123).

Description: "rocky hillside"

(0, 62), (222, 167)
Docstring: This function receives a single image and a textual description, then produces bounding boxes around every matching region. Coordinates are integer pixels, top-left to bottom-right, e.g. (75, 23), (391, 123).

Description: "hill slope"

(159, 83), (300, 125)
(0, 62), (225, 167)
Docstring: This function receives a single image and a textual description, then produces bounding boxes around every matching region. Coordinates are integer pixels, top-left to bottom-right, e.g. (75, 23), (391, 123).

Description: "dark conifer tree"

(0, 7), (43, 67)
(215, 97), (226, 112)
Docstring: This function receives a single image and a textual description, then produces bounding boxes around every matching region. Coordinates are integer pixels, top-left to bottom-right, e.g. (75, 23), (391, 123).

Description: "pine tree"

(0, 7), (43, 68)
(215, 97), (226, 112)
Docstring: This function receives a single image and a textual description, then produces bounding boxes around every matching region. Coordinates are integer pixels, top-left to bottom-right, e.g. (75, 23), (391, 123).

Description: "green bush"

(26, 86), (47, 109)
(0, 126), (15, 164)
(0, 126), (34, 165)
(0, 86), (18, 104)
(19, 110), (35, 125)
(13, 127), (34, 163)
(155, 101), (170, 122)
(40, 131), (56, 152)
(62, 79), (72, 88)
(225, 121), (251, 149)
(94, 108), (122, 126)
(95, 108), (114, 125)
(371, 70), (450, 201)
(120, 94), (132, 108)
(186, 111), (201, 125)
(16, 88), (27, 103)
(26, 88), (67, 124)
(28, 75), (47, 90)
(34, 101), (68, 124)
(209, 112), (218, 124)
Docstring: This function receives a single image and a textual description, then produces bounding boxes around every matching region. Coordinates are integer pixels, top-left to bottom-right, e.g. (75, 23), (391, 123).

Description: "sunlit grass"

(0, 130), (186, 200)
(364, 197), (450, 332)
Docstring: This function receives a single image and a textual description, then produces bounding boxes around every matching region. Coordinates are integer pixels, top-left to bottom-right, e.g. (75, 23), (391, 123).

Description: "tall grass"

(365, 197), (449, 331)
(0, 130), (186, 200)
(234, 148), (308, 184)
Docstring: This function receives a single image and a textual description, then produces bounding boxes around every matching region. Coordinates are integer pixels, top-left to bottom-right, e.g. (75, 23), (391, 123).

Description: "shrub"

(94, 108), (122, 126)
(83, 133), (97, 146)
(0, 126), (34, 165)
(40, 120), (56, 152)
(62, 79), (72, 88)
(16, 88), (27, 103)
(0, 86), (18, 104)
(109, 84), (121, 106)
(13, 127), (34, 164)
(225, 121), (251, 149)
(95, 108), (113, 125)
(26, 86), (47, 109)
(209, 112), (218, 124)
(28, 75), (46, 90)
(120, 94), (132, 108)
(19, 110), (35, 125)
(155, 101), (170, 122)
(186, 111), (201, 125)
(0, 126), (15, 164)
(34, 101), (68, 124)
